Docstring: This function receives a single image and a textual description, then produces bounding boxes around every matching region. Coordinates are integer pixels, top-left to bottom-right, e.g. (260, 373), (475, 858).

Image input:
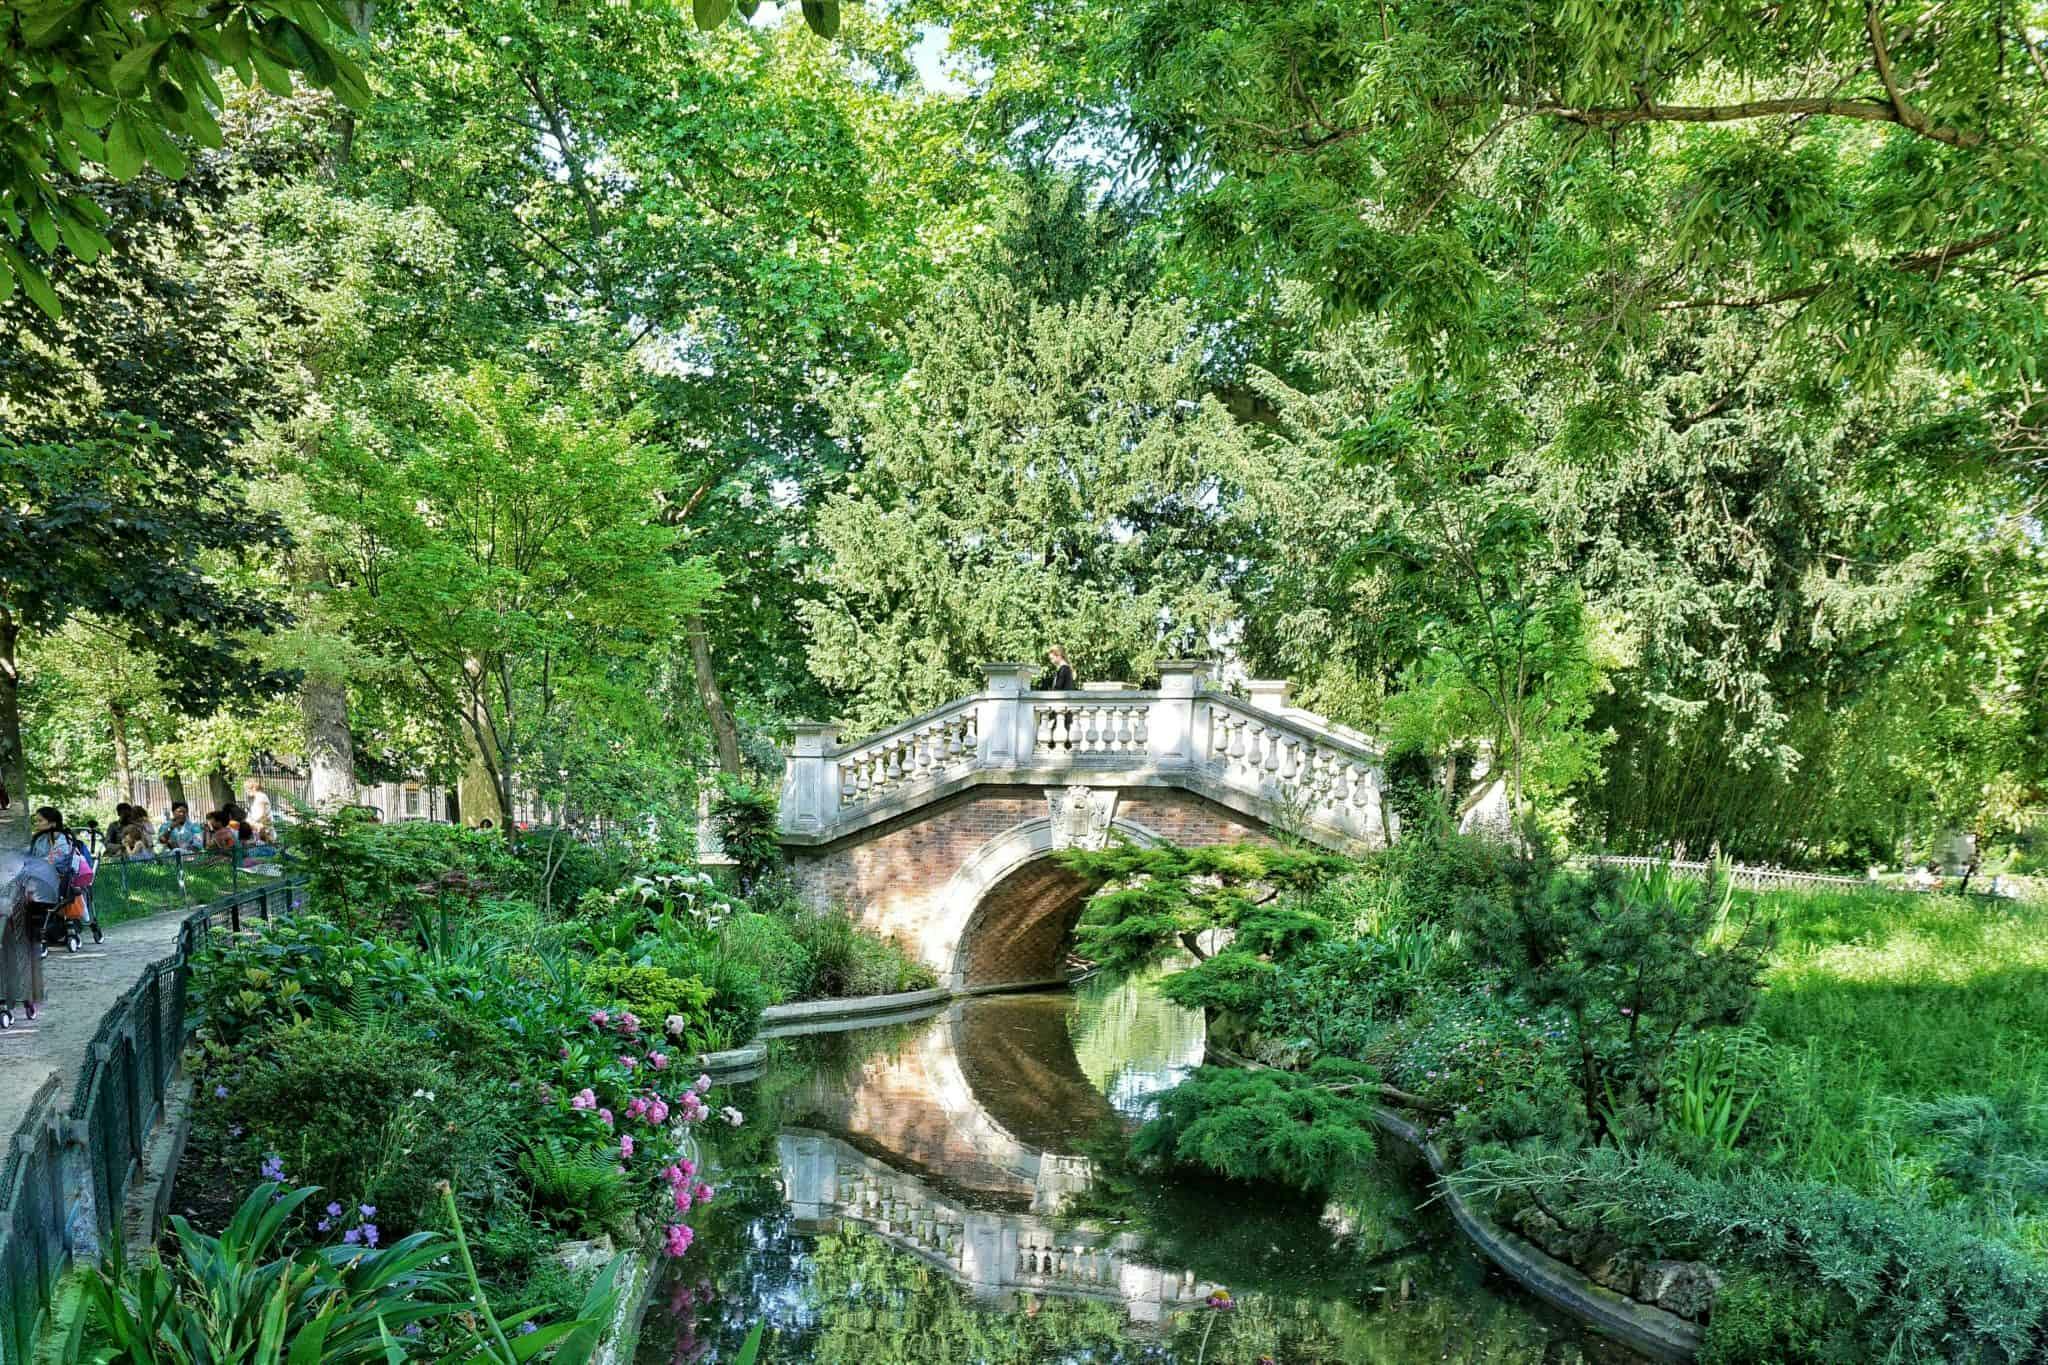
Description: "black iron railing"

(0, 879), (305, 1364)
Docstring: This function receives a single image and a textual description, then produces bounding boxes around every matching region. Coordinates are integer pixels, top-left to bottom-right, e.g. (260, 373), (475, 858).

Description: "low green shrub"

(1454, 1144), (2048, 1361)
(1131, 1060), (1383, 1190)
(788, 911), (936, 999)
(224, 1024), (512, 1241)
(1698, 1269), (1842, 1365)
(576, 957), (714, 1028)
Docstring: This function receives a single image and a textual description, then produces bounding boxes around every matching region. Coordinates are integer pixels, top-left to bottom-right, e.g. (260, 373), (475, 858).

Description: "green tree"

(0, 437), (297, 804)
(802, 256), (1249, 729)
(308, 361), (717, 830)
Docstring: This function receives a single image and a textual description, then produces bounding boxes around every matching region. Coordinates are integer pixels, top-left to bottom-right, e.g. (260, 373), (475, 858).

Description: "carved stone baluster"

(1131, 704), (1149, 749)
(1080, 706), (1099, 753)
(1278, 736), (1299, 782)
(1227, 715), (1248, 766)
(1036, 707), (1054, 753)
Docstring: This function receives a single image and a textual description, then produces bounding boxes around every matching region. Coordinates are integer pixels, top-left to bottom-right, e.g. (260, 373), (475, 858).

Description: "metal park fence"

(1573, 853), (1877, 893)
(0, 879), (304, 1365)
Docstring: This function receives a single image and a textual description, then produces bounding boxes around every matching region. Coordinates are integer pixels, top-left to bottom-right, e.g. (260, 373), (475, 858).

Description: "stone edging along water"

(1367, 1106), (1701, 1364)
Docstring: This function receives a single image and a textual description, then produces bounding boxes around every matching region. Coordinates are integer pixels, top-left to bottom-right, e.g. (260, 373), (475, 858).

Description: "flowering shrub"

(558, 1008), (737, 1256)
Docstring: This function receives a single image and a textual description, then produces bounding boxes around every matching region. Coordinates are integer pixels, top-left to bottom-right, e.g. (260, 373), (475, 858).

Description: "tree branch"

(1658, 225), (2019, 311)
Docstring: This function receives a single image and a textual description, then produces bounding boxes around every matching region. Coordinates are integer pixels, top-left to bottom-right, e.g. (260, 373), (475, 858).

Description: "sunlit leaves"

(1, 0), (373, 315)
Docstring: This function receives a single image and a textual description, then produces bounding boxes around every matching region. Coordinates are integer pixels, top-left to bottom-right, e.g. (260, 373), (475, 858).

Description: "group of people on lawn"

(109, 785), (277, 860)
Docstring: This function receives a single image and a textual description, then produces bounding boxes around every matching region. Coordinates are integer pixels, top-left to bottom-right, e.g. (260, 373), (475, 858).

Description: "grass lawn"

(1746, 884), (2048, 1253)
(90, 855), (270, 927)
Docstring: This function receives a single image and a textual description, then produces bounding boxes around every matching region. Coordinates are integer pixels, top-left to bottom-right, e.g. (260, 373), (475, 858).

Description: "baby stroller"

(60, 829), (104, 951)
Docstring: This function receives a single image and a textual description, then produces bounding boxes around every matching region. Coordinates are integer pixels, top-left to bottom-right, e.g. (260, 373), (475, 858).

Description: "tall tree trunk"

(109, 700), (135, 800)
(165, 772), (187, 808)
(301, 673), (356, 810)
(687, 615), (742, 777)
(207, 765), (234, 809)
(458, 692), (509, 831)
(0, 611), (25, 806)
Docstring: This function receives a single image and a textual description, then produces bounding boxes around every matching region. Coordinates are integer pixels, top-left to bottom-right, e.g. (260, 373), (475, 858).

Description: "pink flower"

(649, 1052), (669, 1071)
(665, 1014), (688, 1037)
(679, 1158), (697, 1179)
(694, 1074), (712, 1094)
(626, 1098), (649, 1120)
(620, 1135), (635, 1159)
(589, 1010), (610, 1027)
(662, 1164), (683, 1186)
(620, 1012), (641, 1035)
(570, 1088), (597, 1110)
(693, 1182), (715, 1205)
(673, 1184), (694, 1214)
(720, 1105), (744, 1127)
(664, 1223), (695, 1257)
(598, 1108), (614, 1127)
(647, 1099), (671, 1125)
(618, 1055), (638, 1070)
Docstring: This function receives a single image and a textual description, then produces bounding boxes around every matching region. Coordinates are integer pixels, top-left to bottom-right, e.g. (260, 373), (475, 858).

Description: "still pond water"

(633, 973), (1639, 1364)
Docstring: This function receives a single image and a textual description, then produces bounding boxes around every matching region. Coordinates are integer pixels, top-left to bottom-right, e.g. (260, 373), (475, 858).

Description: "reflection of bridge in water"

(773, 988), (1217, 1322)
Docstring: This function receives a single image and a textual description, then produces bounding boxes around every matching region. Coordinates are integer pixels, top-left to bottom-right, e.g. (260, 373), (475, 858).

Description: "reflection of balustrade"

(781, 661), (1416, 849)
(780, 1131), (1221, 1322)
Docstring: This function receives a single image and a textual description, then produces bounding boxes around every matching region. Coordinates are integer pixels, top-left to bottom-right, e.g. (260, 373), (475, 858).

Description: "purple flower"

(519, 1322), (538, 1335)
(214, 1085), (229, 1100)
(259, 1153), (287, 1183)
(326, 1202), (343, 1217)
(342, 1228), (361, 1246)
(361, 1224), (379, 1248)
(360, 1204), (376, 1218)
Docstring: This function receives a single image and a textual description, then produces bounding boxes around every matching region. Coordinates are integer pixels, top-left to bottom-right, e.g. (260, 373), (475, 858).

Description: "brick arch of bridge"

(943, 818), (1154, 990)
(784, 786), (1273, 991)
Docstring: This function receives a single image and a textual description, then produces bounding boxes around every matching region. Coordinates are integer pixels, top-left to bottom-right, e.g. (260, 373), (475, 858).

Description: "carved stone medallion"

(1046, 785), (1118, 851)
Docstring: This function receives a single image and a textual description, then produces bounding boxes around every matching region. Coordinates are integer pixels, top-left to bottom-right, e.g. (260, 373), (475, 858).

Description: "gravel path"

(0, 815), (193, 1136)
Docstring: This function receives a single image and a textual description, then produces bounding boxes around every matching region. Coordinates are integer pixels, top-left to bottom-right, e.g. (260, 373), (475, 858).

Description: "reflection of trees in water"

(1067, 967), (1208, 1119)
(804, 1229), (1151, 1363)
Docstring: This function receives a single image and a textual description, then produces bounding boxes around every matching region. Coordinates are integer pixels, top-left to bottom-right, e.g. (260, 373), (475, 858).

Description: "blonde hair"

(1049, 646), (1068, 663)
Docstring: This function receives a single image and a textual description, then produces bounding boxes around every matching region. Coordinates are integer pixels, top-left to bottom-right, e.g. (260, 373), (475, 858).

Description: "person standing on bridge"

(1045, 646), (1076, 691)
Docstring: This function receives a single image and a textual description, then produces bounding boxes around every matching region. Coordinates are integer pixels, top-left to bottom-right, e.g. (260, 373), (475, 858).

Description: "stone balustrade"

(780, 1131), (1219, 1320)
(779, 661), (1409, 853)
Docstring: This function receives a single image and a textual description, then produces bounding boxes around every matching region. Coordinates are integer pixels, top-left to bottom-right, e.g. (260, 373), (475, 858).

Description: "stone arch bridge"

(777, 662), (1504, 992)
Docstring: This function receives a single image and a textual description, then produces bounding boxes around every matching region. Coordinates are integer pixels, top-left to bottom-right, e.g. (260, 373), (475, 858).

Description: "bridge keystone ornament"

(1046, 786), (1118, 851)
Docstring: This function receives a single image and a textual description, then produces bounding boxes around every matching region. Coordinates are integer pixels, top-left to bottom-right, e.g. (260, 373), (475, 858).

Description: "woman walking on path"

(1, 857), (51, 1028)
